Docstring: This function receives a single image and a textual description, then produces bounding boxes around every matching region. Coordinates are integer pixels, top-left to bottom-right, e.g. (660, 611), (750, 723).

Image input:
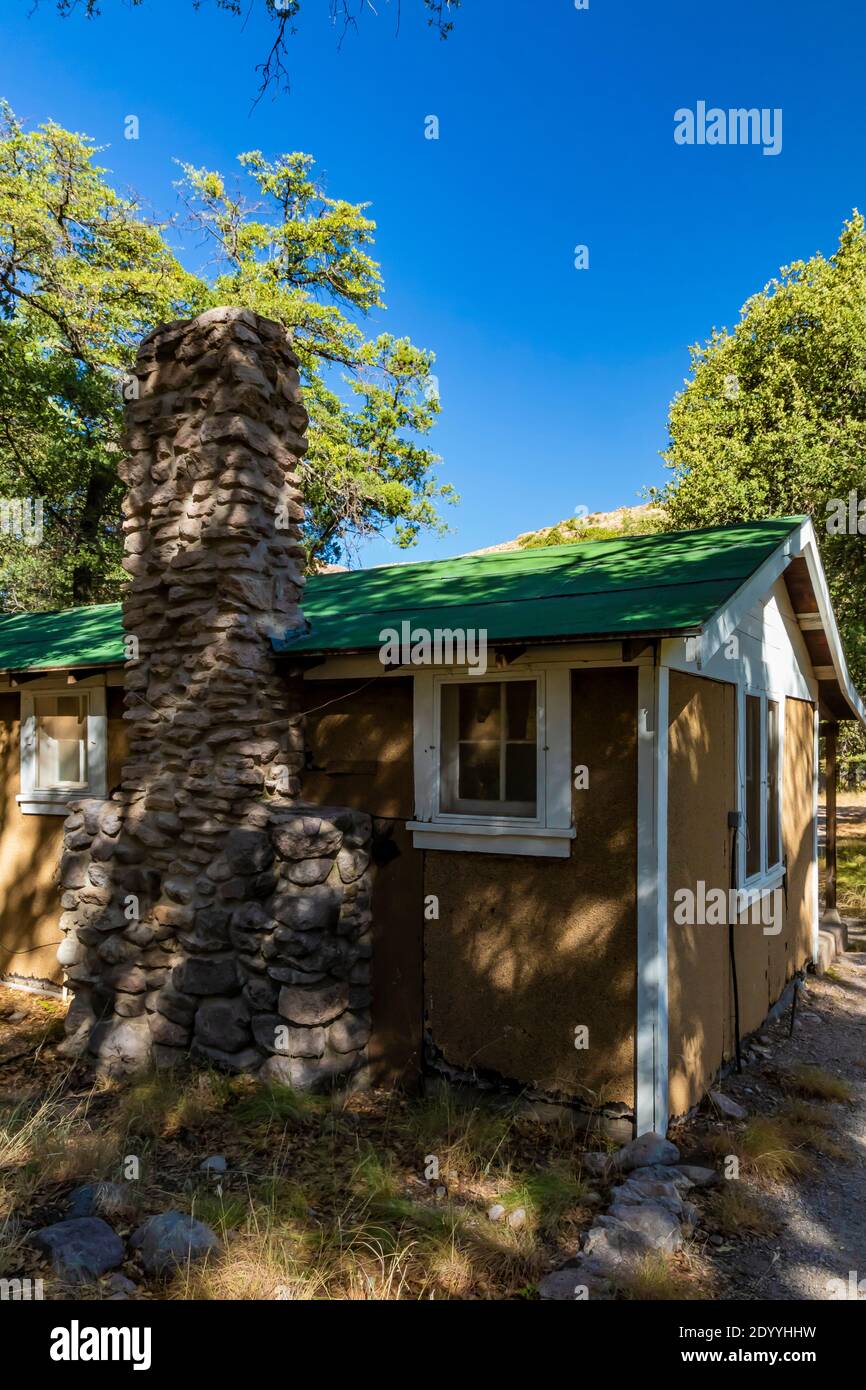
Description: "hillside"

(466, 503), (667, 555)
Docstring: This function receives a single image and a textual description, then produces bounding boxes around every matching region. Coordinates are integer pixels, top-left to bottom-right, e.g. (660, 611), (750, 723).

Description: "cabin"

(1, 513), (860, 1133)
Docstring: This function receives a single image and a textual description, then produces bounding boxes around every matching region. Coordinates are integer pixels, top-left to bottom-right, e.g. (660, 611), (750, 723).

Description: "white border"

(16, 683), (107, 815)
(636, 662), (669, 1136)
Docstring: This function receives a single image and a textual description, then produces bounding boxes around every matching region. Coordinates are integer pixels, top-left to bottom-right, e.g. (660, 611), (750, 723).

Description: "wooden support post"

(824, 721), (841, 924)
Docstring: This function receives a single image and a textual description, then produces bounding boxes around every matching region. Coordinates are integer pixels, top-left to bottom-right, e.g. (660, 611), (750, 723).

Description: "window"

(745, 694), (762, 878)
(743, 691), (783, 883)
(17, 684), (107, 815)
(408, 665), (576, 857)
(35, 695), (88, 789)
(440, 680), (537, 817)
(767, 699), (781, 868)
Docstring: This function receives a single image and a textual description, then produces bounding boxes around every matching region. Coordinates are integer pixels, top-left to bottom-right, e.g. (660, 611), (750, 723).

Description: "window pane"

(458, 683), (501, 741)
(745, 695), (761, 878)
(36, 695), (87, 788)
(767, 699), (780, 868)
(505, 681), (536, 741)
(439, 680), (538, 816)
(505, 742), (537, 804)
(457, 740), (500, 801)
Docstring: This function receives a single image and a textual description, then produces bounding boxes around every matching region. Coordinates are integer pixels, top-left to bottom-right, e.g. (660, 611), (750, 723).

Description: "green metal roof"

(0, 602), (126, 672)
(277, 516), (806, 655)
(0, 517), (805, 671)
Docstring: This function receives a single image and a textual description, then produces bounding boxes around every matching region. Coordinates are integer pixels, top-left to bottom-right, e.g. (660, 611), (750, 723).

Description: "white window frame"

(740, 686), (785, 891)
(407, 665), (576, 857)
(17, 684), (107, 815)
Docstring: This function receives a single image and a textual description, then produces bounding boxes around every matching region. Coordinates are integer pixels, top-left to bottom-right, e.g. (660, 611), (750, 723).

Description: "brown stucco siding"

(783, 697), (816, 970)
(666, 672), (736, 1116)
(667, 674), (817, 1116)
(300, 677), (424, 1085)
(0, 687), (127, 988)
(423, 667), (638, 1105)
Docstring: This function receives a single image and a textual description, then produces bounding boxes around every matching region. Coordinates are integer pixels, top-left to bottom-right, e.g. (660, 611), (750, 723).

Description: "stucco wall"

(0, 687), (127, 988)
(666, 672), (736, 1116)
(424, 667), (638, 1105)
(300, 677), (424, 1086)
(667, 673), (817, 1115)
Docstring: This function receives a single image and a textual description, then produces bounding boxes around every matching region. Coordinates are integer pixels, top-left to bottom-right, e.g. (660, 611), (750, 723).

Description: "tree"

(40, 1), (461, 96)
(0, 105), (453, 610)
(652, 213), (866, 696)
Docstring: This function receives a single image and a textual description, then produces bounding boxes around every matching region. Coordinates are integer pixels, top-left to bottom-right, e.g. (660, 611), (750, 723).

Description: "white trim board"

(635, 663), (669, 1136)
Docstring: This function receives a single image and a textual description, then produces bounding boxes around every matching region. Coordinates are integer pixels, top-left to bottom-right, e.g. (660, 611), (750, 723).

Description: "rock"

(278, 980), (349, 1026)
(148, 1012), (191, 1048)
(612, 1131), (679, 1172)
(581, 1151), (612, 1178)
(487, 1204), (506, 1223)
(106, 1272), (138, 1297)
(32, 1217), (124, 1284)
(676, 1164), (720, 1188)
(189, 1042), (262, 1074)
(173, 954), (238, 996)
(285, 858), (334, 886)
(131, 1211), (220, 1275)
(271, 889), (342, 936)
(252, 1015), (325, 1057)
(155, 986), (197, 1026)
(588, 1202), (682, 1261)
(88, 1015), (152, 1073)
(68, 1182), (140, 1221)
(194, 996), (250, 1052)
(709, 1091), (748, 1120)
(325, 1011), (370, 1054)
(630, 1163), (693, 1190)
(507, 1206), (527, 1231)
(612, 1173), (687, 1215)
(199, 1155), (227, 1174)
(57, 936), (85, 968)
(537, 1257), (612, 1300)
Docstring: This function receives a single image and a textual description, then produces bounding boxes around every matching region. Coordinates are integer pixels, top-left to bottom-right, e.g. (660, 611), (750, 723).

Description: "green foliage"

(0, 105), (453, 610)
(653, 213), (866, 706)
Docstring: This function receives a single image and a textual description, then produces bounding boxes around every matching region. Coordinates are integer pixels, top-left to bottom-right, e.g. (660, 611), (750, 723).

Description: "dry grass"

(0, 1041), (602, 1301)
(782, 1065), (853, 1104)
(615, 1252), (709, 1301)
(707, 1116), (814, 1181)
(706, 1182), (780, 1237)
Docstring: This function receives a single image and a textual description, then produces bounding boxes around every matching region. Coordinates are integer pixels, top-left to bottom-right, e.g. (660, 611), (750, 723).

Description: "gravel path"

(699, 922), (866, 1300)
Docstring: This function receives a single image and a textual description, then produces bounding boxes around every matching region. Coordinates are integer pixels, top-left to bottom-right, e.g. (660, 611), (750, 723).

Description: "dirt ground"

(672, 921), (866, 1300)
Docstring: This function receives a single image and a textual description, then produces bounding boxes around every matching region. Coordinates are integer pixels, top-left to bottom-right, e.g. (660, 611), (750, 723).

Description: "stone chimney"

(58, 308), (373, 1081)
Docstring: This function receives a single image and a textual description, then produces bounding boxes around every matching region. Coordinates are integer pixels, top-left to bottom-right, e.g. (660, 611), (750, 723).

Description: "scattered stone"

(506, 1206), (527, 1231)
(612, 1130), (680, 1172)
(105, 1272), (138, 1297)
(200, 1155), (227, 1175)
(675, 1164), (720, 1188)
(68, 1182), (140, 1221)
(32, 1218), (124, 1284)
(131, 1211), (220, 1275)
(709, 1091), (748, 1120)
(487, 1204), (506, 1223)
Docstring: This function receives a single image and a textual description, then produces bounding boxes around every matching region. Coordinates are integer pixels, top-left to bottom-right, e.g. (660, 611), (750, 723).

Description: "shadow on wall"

(424, 667), (639, 1113)
(666, 676), (817, 1117)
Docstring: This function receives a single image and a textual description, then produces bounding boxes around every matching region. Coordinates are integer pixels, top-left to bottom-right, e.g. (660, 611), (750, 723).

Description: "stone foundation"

(57, 307), (372, 1081)
(60, 801), (372, 1079)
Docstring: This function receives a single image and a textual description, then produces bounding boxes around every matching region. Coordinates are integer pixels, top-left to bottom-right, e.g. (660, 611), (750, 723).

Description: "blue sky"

(3, 0), (866, 565)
